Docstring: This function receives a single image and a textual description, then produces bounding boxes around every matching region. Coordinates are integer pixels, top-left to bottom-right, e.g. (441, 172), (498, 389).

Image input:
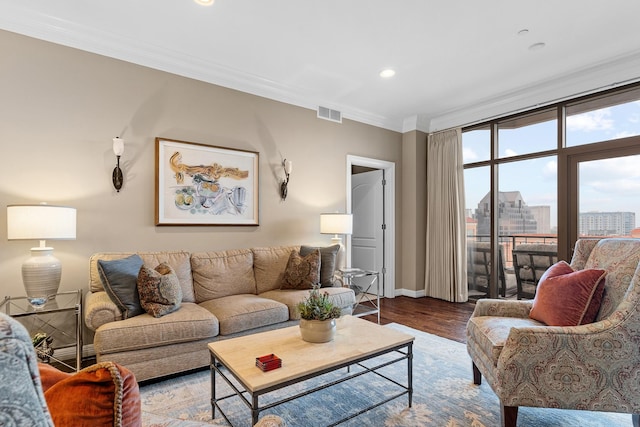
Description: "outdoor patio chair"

(467, 242), (508, 298)
(512, 243), (557, 299)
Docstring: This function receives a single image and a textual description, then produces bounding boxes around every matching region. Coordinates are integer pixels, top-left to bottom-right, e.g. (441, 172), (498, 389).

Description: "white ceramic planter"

(299, 318), (337, 343)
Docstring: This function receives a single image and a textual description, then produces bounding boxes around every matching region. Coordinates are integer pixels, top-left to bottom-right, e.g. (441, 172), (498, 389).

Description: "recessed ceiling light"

(379, 69), (396, 78)
(517, 29), (529, 36)
(194, 0), (215, 5)
(528, 42), (546, 51)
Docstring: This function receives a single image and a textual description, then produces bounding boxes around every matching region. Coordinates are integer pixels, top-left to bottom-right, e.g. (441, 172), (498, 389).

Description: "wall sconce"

(112, 137), (124, 192)
(280, 159), (292, 200)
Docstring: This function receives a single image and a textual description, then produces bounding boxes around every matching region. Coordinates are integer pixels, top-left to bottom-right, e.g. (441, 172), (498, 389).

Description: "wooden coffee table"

(208, 315), (414, 426)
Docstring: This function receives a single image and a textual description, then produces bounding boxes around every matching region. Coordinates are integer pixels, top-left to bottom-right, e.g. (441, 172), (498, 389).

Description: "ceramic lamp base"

(22, 247), (61, 307)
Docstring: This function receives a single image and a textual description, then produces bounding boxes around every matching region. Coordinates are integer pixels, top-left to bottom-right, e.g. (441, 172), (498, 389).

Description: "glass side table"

(336, 269), (380, 324)
(1, 290), (83, 371)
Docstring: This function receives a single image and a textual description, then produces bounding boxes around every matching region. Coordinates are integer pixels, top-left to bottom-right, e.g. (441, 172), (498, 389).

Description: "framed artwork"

(155, 138), (259, 226)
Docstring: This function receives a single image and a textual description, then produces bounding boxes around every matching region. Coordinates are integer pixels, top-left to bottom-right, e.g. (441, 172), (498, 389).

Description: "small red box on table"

(256, 354), (282, 371)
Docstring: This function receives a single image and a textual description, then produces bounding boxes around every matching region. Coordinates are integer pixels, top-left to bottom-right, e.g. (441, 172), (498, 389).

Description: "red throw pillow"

(40, 362), (141, 427)
(529, 261), (606, 326)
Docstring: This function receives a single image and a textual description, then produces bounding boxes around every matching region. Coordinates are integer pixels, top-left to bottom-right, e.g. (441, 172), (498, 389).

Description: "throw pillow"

(98, 255), (145, 319)
(529, 261), (606, 326)
(137, 263), (183, 318)
(281, 249), (321, 290)
(300, 244), (340, 287)
(39, 362), (141, 427)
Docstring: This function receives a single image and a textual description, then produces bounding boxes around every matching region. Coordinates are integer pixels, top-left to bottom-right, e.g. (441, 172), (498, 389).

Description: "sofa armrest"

(470, 298), (533, 319)
(85, 291), (123, 331)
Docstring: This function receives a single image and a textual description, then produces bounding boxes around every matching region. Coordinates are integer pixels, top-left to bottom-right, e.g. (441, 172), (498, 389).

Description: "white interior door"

(351, 169), (384, 295)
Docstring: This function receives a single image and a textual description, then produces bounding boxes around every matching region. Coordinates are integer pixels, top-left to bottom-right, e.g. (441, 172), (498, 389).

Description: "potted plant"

(297, 284), (342, 343)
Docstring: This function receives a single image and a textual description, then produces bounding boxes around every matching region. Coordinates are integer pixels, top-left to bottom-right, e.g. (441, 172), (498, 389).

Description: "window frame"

(463, 81), (640, 298)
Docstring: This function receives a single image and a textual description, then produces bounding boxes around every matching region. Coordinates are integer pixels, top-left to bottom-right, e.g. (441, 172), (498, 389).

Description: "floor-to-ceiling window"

(463, 82), (640, 299)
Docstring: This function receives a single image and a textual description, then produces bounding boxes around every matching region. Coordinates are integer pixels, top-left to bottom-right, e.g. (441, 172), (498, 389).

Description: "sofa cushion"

(39, 362), (141, 427)
(252, 245), (300, 293)
(199, 294), (289, 335)
(281, 249), (321, 290)
(94, 303), (218, 354)
(98, 255), (145, 319)
(466, 316), (544, 367)
(260, 287), (356, 320)
(90, 252), (195, 303)
(137, 263), (182, 318)
(191, 249), (256, 303)
(300, 244), (340, 287)
(529, 261), (606, 326)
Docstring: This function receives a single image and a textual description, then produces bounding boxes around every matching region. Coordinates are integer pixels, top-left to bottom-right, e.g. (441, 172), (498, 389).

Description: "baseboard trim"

(394, 288), (425, 298)
(45, 344), (96, 365)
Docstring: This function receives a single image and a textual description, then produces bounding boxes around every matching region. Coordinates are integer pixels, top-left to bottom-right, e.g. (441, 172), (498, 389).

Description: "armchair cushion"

(529, 261), (606, 326)
(39, 362), (141, 427)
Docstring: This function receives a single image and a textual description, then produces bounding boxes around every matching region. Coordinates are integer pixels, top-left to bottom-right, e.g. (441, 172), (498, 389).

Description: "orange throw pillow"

(529, 261), (606, 326)
(40, 362), (141, 427)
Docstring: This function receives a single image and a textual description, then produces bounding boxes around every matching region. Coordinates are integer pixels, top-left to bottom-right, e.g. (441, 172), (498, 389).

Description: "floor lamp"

(320, 213), (353, 270)
(7, 204), (77, 308)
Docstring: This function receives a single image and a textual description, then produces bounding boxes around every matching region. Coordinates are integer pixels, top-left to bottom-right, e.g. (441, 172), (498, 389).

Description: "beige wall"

(0, 30), (404, 299)
(401, 130), (427, 296)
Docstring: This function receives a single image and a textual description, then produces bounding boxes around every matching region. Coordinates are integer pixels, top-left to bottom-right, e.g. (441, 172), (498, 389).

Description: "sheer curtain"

(424, 128), (467, 302)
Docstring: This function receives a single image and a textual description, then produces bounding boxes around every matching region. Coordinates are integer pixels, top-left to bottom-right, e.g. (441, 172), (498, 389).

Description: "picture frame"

(155, 138), (259, 226)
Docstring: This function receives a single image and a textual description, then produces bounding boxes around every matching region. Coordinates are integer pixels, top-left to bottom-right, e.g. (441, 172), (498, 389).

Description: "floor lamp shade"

(7, 204), (76, 306)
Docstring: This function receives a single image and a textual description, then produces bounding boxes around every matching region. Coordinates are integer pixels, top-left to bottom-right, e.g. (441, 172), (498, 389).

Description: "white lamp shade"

(7, 204), (76, 241)
(320, 213), (353, 235)
(284, 160), (293, 174)
(113, 137), (125, 156)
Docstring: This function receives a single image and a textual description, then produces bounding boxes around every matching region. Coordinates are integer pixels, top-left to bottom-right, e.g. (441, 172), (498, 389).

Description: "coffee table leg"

(252, 395), (259, 425)
(408, 341), (413, 407)
(210, 352), (217, 419)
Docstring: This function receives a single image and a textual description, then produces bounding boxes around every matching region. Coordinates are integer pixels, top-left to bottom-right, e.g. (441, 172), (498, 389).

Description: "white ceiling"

(2, 1), (640, 132)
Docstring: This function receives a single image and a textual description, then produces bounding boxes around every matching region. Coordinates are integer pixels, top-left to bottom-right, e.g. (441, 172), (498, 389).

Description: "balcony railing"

(468, 234), (558, 268)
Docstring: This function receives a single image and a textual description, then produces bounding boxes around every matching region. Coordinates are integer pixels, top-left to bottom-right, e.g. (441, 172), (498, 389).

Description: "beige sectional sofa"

(84, 245), (356, 382)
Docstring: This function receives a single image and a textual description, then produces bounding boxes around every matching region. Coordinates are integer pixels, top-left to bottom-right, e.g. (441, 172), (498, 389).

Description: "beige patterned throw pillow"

(137, 263), (182, 317)
(281, 249), (321, 290)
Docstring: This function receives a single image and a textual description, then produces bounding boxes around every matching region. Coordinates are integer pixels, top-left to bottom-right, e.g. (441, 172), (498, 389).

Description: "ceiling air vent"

(317, 106), (342, 123)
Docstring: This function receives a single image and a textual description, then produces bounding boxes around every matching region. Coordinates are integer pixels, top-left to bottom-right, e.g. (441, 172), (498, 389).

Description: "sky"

(463, 100), (640, 229)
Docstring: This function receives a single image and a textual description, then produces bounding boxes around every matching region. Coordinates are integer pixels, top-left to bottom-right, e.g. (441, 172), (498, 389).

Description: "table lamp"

(320, 213), (353, 270)
(7, 204), (77, 307)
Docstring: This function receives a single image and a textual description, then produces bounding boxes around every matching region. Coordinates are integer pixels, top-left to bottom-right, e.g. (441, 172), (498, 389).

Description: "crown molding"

(4, 5), (639, 135)
(0, 5), (403, 132)
(428, 50), (640, 132)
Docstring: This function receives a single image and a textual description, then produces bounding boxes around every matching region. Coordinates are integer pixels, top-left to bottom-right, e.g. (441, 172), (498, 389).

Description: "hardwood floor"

(361, 296), (476, 343)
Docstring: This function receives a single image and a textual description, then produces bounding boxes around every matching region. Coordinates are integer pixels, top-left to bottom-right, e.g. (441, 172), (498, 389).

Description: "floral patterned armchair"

(467, 238), (640, 427)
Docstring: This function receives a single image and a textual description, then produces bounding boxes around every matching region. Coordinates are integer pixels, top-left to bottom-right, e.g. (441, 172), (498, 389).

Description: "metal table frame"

(210, 340), (412, 426)
(337, 269), (381, 324)
(1, 290), (83, 371)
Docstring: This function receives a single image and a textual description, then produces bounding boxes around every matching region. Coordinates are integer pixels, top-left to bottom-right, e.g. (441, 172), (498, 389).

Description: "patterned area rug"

(140, 323), (631, 427)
